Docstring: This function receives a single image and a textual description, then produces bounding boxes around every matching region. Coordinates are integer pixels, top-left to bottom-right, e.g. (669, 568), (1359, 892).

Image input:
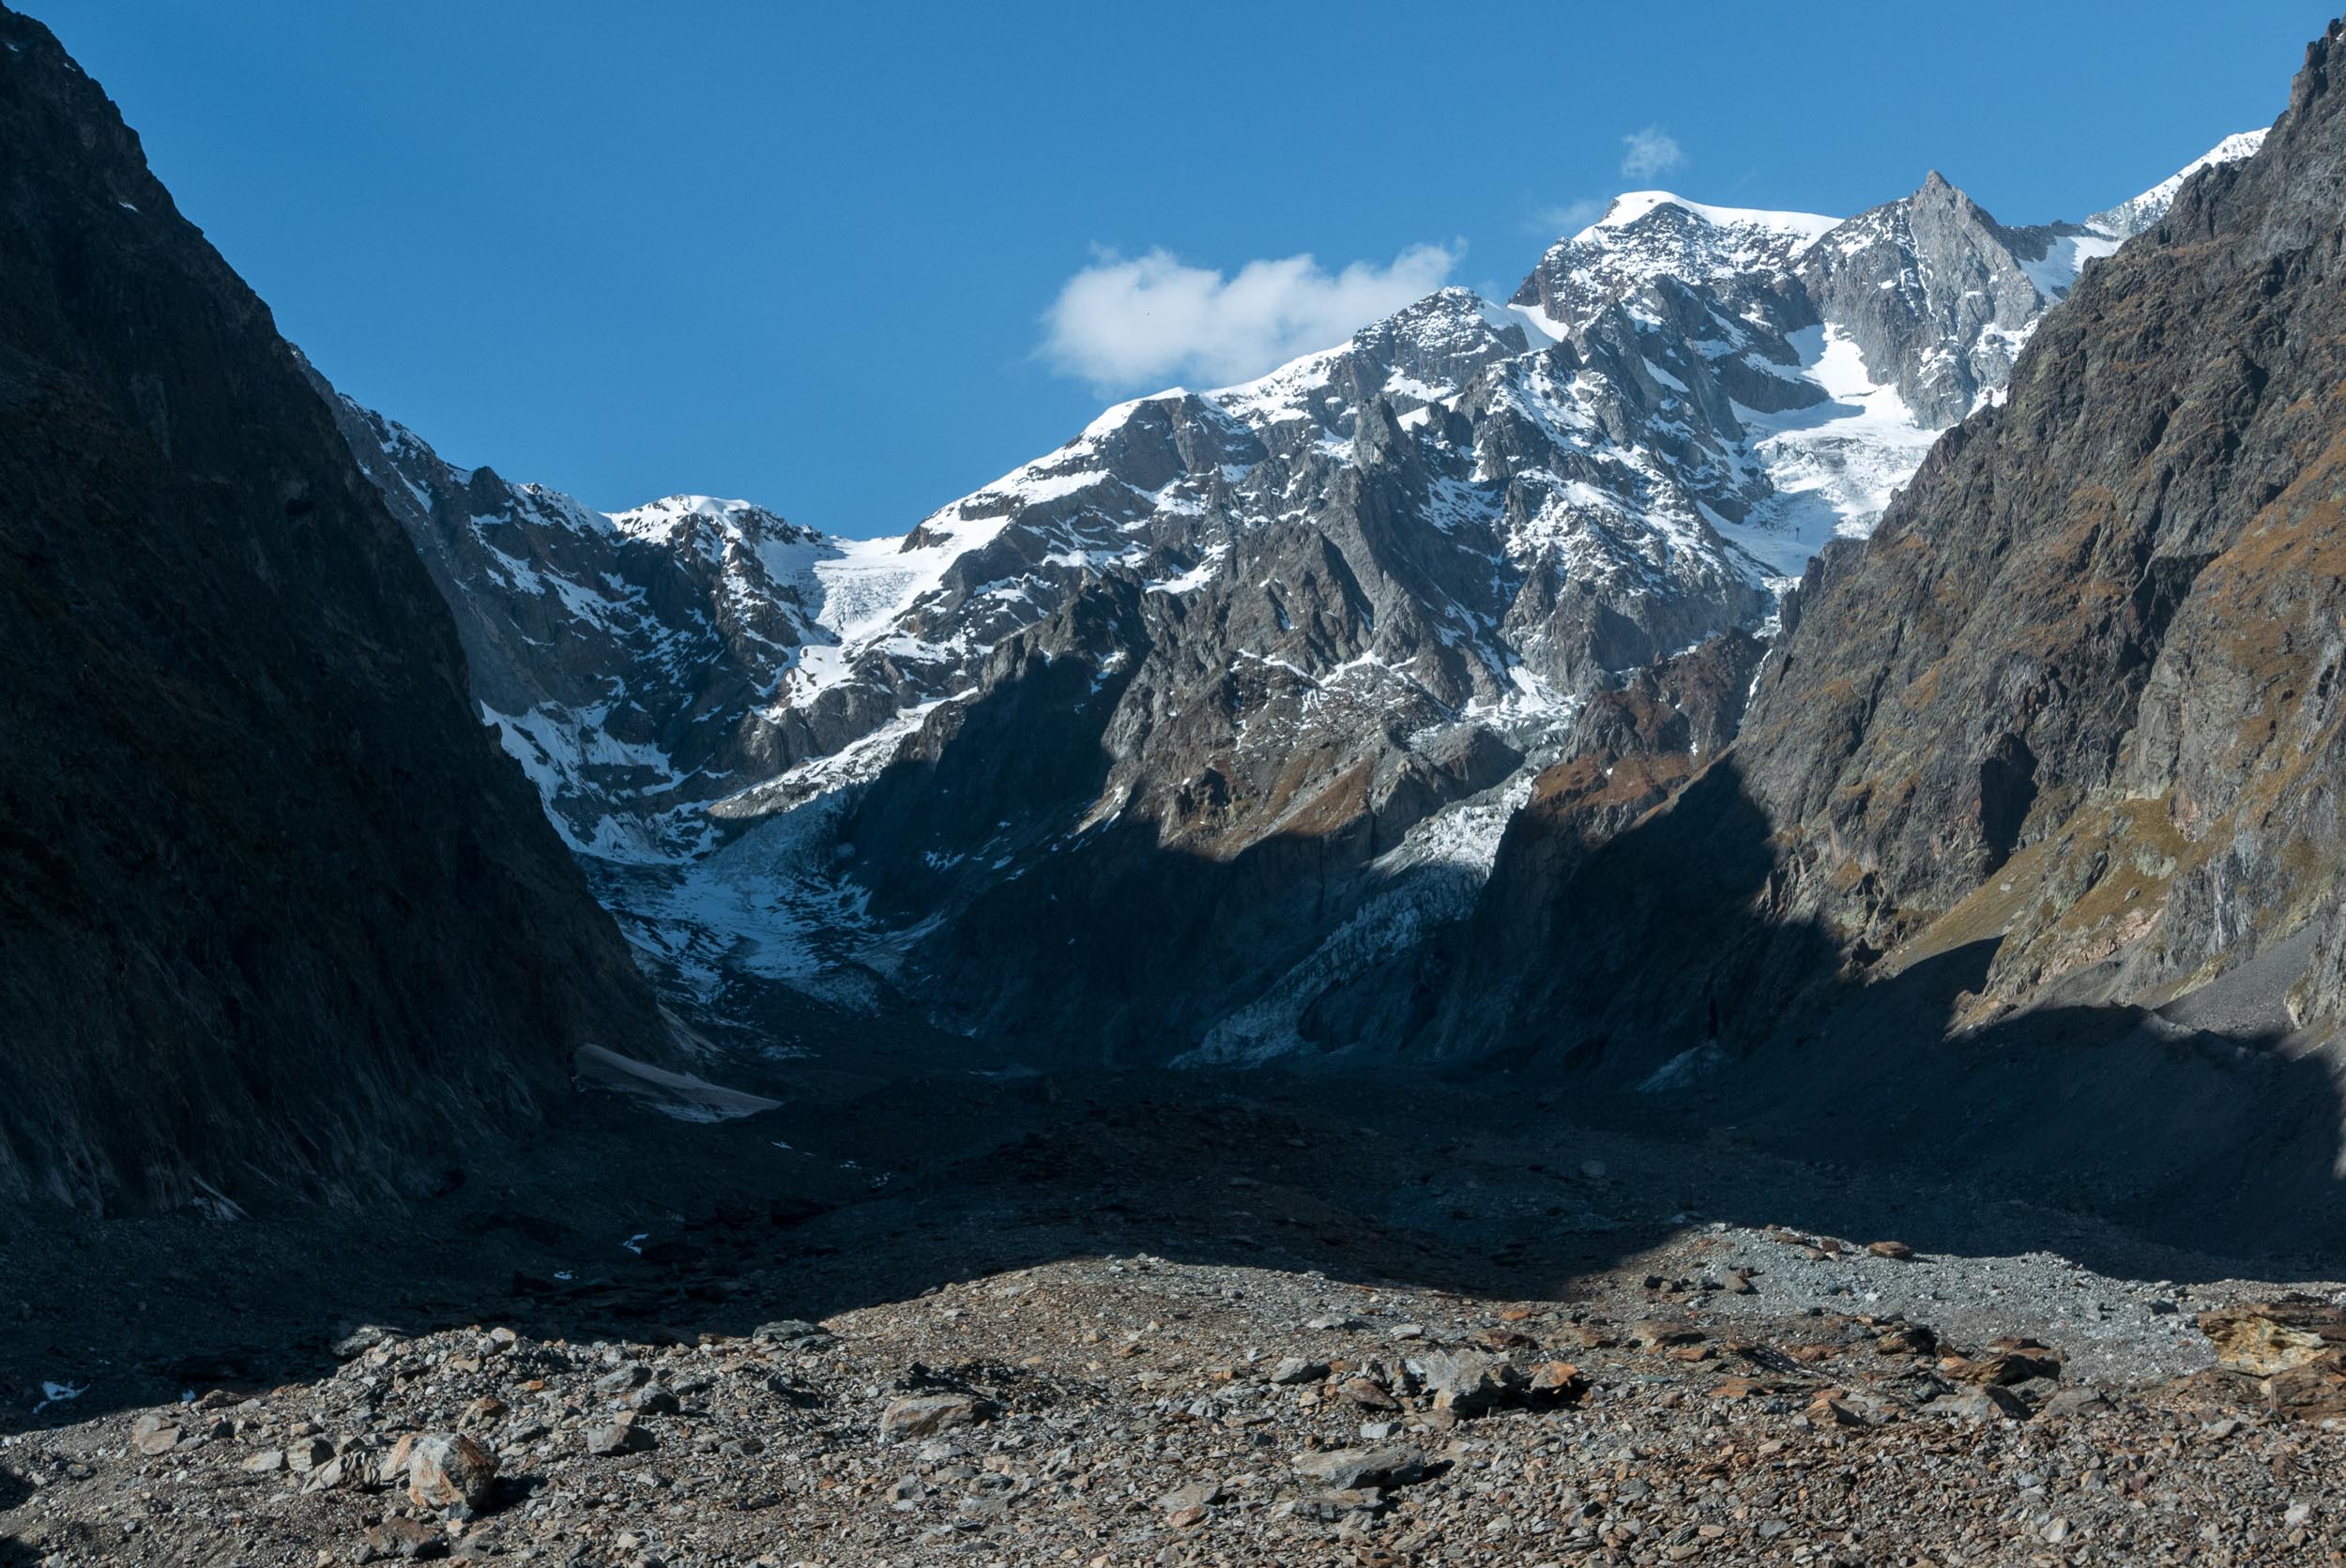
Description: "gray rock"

(624, 1382), (680, 1415)
(129, 1414), (180, 1456)
(879, 1393), (991, 1443)
(1924, 1385), (2032, 1422)
(1414, 1349), (1517, 1415)
(584, 1415), (655, 1456)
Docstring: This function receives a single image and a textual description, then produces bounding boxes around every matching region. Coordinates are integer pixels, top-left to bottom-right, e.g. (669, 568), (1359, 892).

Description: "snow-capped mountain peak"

(1583, 190), (1841, 247)
(612, 494), (816, 546)
(1513, 191), (1840, 342)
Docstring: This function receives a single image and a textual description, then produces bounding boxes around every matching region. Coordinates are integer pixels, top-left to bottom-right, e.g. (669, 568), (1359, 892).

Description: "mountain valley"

(11, 6), (2346, 1565)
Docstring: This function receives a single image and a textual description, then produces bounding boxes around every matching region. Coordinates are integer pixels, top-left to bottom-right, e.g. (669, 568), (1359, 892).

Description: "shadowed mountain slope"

(0, 8), (665, 1208)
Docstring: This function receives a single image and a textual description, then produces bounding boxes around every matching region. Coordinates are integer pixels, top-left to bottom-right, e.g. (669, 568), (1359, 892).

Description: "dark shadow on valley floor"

(8, 723), (2345, 1437)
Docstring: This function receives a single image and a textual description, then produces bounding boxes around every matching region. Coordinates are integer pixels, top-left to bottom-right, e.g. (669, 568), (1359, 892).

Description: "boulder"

(584, 1414), (655, 1456)
(129, 1413), (181, 1456)
(405, 1434), (496, 1516)
(1415, 1350), (1517, 1415)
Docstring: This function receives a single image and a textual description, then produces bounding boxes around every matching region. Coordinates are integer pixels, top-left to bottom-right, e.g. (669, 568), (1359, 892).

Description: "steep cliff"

(1461, 22), (2346, 1084)
(0, 9), (665, 1207)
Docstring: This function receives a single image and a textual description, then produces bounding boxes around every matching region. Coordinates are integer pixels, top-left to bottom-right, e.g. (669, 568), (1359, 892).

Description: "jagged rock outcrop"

(0, 8), (664, 1207)
(1797, 174), (2116, 424)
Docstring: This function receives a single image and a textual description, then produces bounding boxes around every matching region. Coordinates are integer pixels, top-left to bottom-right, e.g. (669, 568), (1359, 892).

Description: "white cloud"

(1039, 241), (1461, 392)
(1620, 127), (1686, 183)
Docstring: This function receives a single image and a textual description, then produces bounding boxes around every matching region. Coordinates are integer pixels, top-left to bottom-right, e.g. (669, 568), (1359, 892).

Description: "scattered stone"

(129, 1413), (181, 1455)
(1866, 1240), (1916, 1260)
(360, 1515), (442, 1561)
(584, 1414), (655, 1456)
(1291, 1444), (1428, 1492)
(8, 1224), (2336, 1566)
(878, 1393), (990, 1442)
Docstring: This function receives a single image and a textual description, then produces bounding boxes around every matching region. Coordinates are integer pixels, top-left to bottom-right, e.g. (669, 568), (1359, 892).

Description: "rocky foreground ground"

(8, 1024), (2346, 1568)
(8, 1220), (2346, 1568)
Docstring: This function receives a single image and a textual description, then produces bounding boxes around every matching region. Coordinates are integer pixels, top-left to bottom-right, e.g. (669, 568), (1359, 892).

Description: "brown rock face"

(2197, 1299), (2346, 1377)
(0, 9), (663, 1205)
(1730, 24), (2346, 1020)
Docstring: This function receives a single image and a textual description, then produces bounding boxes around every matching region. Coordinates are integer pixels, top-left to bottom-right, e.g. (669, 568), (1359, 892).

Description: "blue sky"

(41, 2), (2327, 538)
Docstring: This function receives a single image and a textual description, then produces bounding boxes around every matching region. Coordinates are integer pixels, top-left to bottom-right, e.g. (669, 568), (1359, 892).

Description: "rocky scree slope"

(1446, 21), (2346, 1217)
(336, 145), (2252, 1059)
(0, 8), (664, 1208)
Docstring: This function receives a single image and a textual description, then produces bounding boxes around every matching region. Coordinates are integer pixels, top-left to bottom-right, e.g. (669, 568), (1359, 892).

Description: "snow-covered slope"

(2088, 129), (2268, 239)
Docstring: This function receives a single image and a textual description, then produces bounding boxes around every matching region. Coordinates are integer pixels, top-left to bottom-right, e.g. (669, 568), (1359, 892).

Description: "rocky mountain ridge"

(335, 131), (2262, 1057)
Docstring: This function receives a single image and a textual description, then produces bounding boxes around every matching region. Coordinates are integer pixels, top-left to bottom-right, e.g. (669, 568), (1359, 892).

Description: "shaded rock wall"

(0, 8), (664, 1207)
